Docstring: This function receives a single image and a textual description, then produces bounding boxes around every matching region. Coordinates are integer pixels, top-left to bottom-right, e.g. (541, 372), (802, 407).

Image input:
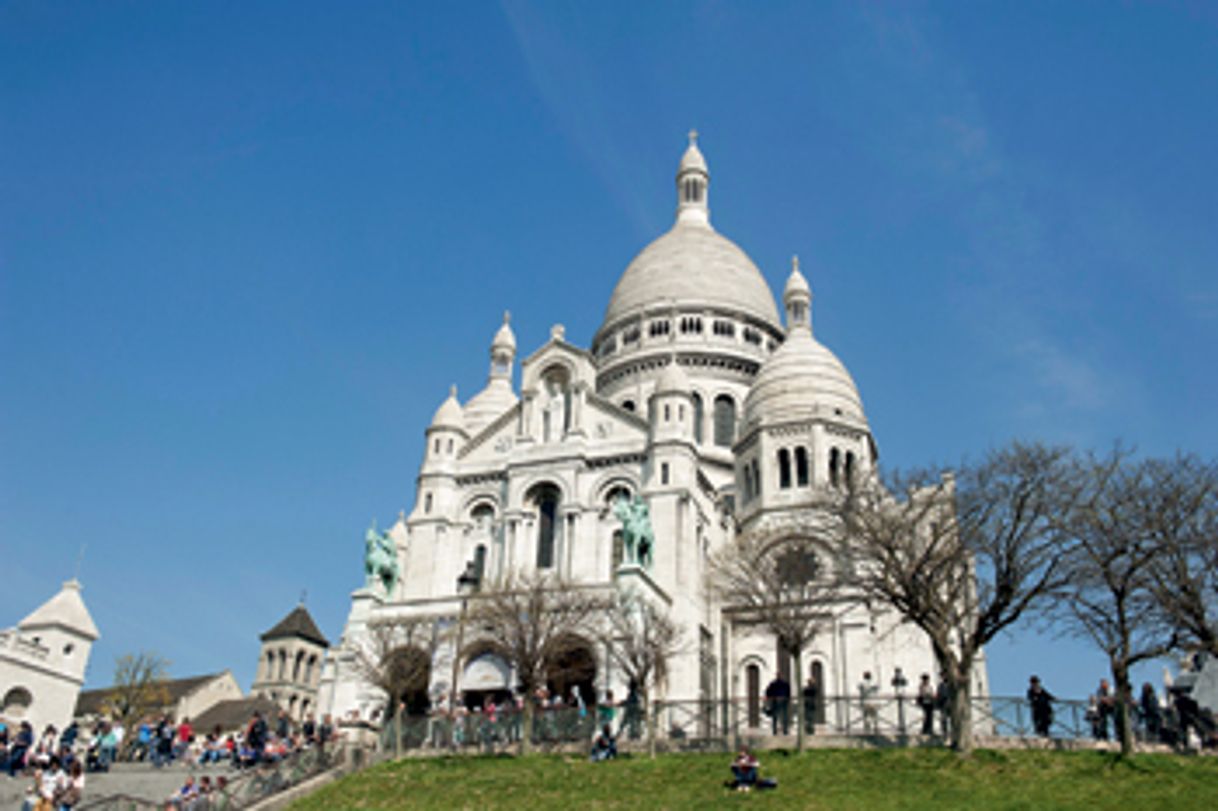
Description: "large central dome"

(602, 223), (781, 329)
(598, 133), (780, 334)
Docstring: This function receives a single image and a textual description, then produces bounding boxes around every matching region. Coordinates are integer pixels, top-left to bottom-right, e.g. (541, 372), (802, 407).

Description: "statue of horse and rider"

(613, 495), (654, 570)
(364, 522), (399, 596)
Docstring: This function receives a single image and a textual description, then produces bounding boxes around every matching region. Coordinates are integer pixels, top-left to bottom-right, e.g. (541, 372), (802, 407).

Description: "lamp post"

(449, 569), (478, 749)
(892, 667), (908, 735)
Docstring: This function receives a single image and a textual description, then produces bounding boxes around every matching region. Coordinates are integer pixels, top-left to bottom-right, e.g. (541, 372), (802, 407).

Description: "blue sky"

(2, 1), (1215, 699)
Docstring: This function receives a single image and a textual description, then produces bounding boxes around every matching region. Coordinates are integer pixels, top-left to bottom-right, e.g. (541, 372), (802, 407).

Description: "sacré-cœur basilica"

(317, 133), (989, 730)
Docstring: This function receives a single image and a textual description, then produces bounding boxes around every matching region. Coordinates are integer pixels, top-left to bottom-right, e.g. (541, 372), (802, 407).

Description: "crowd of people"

(0, 708), (339, 810)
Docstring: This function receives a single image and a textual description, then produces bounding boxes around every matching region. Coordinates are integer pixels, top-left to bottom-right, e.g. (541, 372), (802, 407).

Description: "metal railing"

(378, 694), (1199, 754)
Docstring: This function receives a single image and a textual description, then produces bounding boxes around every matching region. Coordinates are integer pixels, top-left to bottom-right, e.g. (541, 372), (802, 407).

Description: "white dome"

(430, 386), (465, 431)
(602, 223), (781, 329)
(463, 378), (517, 434)
(744, 329), (866, 427)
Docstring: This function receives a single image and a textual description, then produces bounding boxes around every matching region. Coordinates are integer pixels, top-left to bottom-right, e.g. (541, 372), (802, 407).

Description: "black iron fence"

(381, 694), (1198, 754)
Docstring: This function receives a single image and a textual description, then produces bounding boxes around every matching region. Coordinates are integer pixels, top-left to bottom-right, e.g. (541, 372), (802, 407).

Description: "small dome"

(430, 385), (465, 431)
(463, 378), (518, 435)
(679, 132), (707, 175)
(655, 358), (690, 394)
(744, 331), (866, 428)
(784, 258), (810, 299)
(492, 311), (516, 352)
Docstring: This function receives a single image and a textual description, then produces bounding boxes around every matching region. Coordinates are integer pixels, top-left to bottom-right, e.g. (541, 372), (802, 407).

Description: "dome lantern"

(676, 129), (710, 226)
(490, 310), (516, 380)
(783, 255), (812, 334)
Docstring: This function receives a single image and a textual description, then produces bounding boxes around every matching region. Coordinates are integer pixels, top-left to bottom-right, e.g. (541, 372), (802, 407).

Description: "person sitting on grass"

(725, 748), (776, 791)
(589, 724), (617, 762)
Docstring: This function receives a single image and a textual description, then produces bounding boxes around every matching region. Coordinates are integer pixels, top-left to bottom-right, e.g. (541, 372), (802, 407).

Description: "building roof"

(75, 671), (229, 718)
(744, 327), (866, 429)
(260, 605), (329, 647)
(19, 579), (99, 641)
(191, 696), (281, 735)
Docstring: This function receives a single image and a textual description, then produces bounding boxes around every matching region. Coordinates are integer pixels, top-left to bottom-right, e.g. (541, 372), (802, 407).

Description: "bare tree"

(1141, 454), (1218, 658)
(601, 588), (684, 757)
(833, 442), (1079, 753)
(348, 614), (444, 758)
(707, 526), (840, 751)
(1057, 449), (1181, 756)
(464, 570), (607, 754)
(101, 652), (171, 757)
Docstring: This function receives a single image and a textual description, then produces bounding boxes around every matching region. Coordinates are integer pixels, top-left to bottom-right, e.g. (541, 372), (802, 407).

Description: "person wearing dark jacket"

(1027, 676), (1055, 737)
(764, 674), (791, 735)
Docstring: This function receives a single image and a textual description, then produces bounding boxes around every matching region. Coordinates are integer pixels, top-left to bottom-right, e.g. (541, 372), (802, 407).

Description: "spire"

(675, 129), (710, 226)
(783, 254), (812, 334)
(490, 310), (516, 380)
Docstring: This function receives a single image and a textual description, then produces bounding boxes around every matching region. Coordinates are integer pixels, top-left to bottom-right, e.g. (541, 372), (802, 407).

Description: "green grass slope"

(289, 748), (1218, 811)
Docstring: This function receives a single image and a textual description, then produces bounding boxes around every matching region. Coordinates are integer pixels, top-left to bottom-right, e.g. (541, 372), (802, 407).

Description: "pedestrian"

(801, 673), (818, 735)
(764, 672), (791, 735)
(917, 673), (936, 735)
(1093, 679), (1114, 740)
(1140, 683), (1162, 742)
(1027, 676), (1055, 737)
(857, 672), (878, 734)
(935, 678), (954, 739)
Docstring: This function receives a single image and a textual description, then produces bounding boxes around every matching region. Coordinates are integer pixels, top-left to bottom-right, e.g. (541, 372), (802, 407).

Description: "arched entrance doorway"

(745, 664), (761, 728)
(545, 637), (596, 708)
(810, 660), (826, 724)
(387, 646), (432, 717)
(461, 650), (513, 710)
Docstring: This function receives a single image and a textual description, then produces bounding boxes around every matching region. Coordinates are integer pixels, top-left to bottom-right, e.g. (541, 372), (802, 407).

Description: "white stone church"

(318, 135), (988, 729)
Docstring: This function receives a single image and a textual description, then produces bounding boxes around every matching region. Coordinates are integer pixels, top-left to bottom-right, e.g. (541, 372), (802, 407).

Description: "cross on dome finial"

(449, 384), (458, 398)
(688, 128), (698, 145)
(792, 254), (799, 272)
(503, 310), (511, 324)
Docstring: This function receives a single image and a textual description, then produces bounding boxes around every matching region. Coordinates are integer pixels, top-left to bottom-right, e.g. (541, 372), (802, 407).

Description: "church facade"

(318, 135), (988, 727)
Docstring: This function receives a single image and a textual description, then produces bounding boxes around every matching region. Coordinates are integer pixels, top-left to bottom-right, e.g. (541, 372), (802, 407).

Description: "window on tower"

(778, 448), (792, 489)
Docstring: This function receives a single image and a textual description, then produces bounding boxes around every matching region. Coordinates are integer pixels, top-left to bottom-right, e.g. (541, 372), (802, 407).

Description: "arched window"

(424, 493), (433, 513)
(265, 651), (274, 680)
(713, 395), (736, 447)
(845, 451), (856, 488)
(661, 463), (670, 485)
(622, 400), (636, 413)
(1, 686), (33, 718)
(739, 466), (751, 503)
(795, 447), (809, 487)
(746, 665), (761, 728)
(471, 503), (495, 529)
(278, 649), (287, 681)
(531, 484), (561, 569)
(691, 393), (704, 443)
(751, 459), (762, 499)
(829, 448), (841, 488)
(778, 449), (792, 489)
(433, 438), (440, 455)
(664, 404), (671, 422)
(447, 438), (453, 454)
(293, 650), (304, 682)
(810, 661), (826, 724)
(305, 655), (317, 685)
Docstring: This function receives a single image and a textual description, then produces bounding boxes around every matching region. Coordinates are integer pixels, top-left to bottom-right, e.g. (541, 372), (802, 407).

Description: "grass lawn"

(288, 747), (1218, 810)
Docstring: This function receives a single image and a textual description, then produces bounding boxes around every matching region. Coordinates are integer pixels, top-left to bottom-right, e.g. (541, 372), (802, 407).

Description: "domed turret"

(676, 129), (709, 225)
(465, 312), (519, 434)
(744, 258), (866, 428)
(430, 385), (465, 431)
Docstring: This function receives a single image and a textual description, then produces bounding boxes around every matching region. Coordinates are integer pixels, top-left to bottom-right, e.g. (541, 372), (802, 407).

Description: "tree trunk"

(647, 693), (658, 759)
(520, 699), (534, 756)
(793, 647), (805, 752)
(1112, 659), (1134, 756)
(950, 673), (973, 754)
(394, 702), (403, 759)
